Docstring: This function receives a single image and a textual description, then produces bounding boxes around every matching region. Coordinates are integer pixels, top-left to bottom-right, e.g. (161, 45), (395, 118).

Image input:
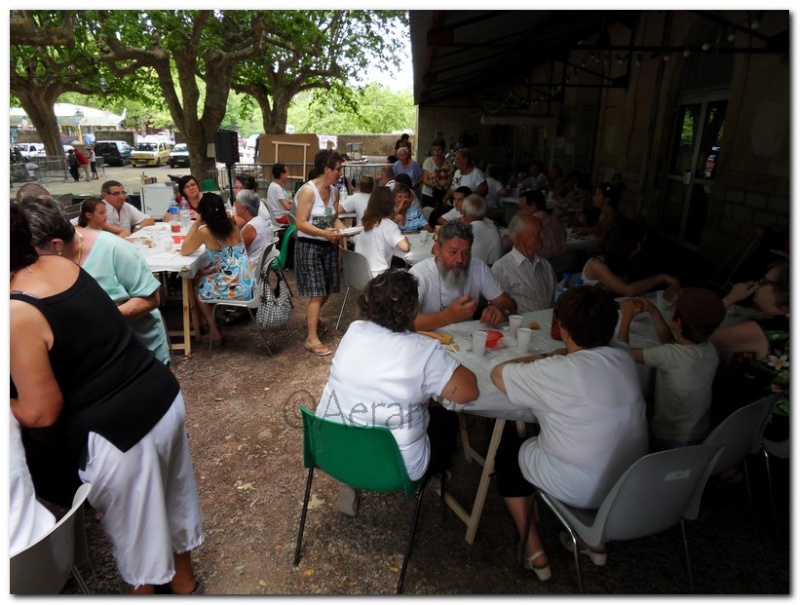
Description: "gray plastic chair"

(689, 394), (779, 539)
(11, 483), (93, 594)
(534, 444), (723, 594)
(335, 248), (373, 331)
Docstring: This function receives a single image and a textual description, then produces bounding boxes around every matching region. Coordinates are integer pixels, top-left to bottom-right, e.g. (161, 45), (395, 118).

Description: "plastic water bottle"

(179, 196), (191, 230)
(168, 201), (180, 233)
(554, 273), (571, 302)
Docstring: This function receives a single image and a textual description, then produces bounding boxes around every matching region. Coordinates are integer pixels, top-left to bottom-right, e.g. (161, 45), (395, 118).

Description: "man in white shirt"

(460, 194), (503, 265)
(410, 220), (516, 331)
(266, 163), (293, 225)
(337, 175), (373, 225)
(234, 189), (275, 268)
(438, 186), (471, 225)
(492, 214), (556, 313)
(101, 180), (155, 234)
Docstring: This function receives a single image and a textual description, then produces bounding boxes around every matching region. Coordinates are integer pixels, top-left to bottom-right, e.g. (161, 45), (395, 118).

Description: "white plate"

(337, 226), (364, 236)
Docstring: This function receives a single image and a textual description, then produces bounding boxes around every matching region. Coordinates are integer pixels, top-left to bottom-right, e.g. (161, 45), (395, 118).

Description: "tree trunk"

(260, 86), (294, 134)
(13, 84), (65, 158)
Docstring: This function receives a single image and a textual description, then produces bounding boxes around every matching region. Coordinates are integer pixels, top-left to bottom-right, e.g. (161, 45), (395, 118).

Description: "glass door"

(659, 97), (727, 248)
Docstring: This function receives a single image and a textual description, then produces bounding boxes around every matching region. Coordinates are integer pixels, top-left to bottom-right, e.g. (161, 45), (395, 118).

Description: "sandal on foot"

(559, 531), (607, 566)
(305, 342), (332, 356)
(518, 547), (551, 581)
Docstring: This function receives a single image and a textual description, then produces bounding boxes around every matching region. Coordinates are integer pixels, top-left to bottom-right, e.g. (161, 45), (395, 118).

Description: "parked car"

(168, 143), (190, 168)
(94, 140), (133, 166)
(131, 140), (172, 167)
(16, 143), (46, 159)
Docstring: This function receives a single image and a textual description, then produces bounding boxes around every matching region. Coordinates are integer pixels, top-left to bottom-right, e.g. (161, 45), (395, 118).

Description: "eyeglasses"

(108, 190), (127, 196)
(759, 277), (778, 287)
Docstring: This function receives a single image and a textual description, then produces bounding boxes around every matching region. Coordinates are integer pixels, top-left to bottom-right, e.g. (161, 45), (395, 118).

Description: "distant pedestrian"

(75, 148), (91, 181)
(87, 146), (99, 180)
(67, 150), (79, 182)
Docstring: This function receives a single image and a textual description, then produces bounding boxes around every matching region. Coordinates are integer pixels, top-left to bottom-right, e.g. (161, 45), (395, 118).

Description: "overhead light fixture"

(727, 31), (736, 42)
(663, 53), (670, 62)
(701, 42), (711, 51)
(683, 48), (691, 58)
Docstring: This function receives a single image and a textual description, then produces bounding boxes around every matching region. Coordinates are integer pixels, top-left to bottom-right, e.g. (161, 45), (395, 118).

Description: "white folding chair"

(533, 445), (723, 593)
(11, 483), (93, 594)
(335, 248), (373, 331)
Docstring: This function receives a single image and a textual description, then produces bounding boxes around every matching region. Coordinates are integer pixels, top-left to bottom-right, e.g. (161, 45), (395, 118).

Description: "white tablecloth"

(129, 224), (208, 277)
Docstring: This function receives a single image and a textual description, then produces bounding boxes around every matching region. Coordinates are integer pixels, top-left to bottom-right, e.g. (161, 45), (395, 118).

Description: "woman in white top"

(421, 137), (452, 209)
(354, 186), (410, 277)
(444, 147), (488, 204)
(235, 189), (273, 268)
(294, 150), (346, 356)
(267, 163), (293, 225)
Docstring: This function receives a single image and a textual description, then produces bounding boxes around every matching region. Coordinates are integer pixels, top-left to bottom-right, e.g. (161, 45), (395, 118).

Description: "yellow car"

(131, 141), (172, 167)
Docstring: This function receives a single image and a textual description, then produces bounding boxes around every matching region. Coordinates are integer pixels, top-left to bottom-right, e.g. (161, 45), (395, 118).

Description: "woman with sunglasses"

(710, 262), (790, 440)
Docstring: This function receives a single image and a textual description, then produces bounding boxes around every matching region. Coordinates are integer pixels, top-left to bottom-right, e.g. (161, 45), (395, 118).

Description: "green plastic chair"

(293, 407), (430, 594)
(201, 178), (217, 192)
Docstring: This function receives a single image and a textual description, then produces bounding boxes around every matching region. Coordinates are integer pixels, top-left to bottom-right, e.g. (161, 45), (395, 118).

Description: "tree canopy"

(10, 10), (410, 174)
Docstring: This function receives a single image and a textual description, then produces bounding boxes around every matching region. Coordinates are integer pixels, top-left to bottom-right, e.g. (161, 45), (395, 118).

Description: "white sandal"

(559, 531), (607, 566)
(519, 546), (552, 581)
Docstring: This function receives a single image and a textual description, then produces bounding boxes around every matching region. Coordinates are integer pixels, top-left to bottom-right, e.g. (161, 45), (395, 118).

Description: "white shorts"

(79, 392), (204, 587)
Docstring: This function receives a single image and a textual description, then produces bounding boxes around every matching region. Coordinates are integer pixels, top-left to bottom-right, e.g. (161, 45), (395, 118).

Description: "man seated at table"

(337, 175), (373, 225)
(410, 220), (516, 331)
(392, 183), (432, 234)
(517, 189), (567, 260)
(492, 214), (556, 313)
(393, 173), (423, 212)
(266, 163), (293, 225)
(437, 186), (471, 225)
(101, 180), (155, 235)
(490, 286), (648, 581)
(460, 194), (503, 265)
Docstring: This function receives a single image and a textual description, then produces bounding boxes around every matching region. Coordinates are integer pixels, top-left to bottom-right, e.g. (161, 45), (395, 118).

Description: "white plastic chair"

(533, 445), (723, 594)
(207, 245), (281, 355)
(335, 248), (373, 331)
(761, 430), (789, 539)
(11, 483), (93, 594)
(691, 394), (778, 540)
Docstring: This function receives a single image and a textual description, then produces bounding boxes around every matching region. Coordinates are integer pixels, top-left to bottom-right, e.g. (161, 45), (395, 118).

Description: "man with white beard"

(410, 220), (516, 331)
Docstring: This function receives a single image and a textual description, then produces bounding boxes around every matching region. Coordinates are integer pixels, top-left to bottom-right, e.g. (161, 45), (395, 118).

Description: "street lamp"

(74, 109), (84, 145)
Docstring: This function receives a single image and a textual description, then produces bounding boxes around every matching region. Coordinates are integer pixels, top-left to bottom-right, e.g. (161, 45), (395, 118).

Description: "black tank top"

(11, 268), (179, 454)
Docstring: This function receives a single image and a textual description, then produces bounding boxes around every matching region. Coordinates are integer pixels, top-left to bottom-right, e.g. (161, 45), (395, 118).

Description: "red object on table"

(485, 330), (504, 349)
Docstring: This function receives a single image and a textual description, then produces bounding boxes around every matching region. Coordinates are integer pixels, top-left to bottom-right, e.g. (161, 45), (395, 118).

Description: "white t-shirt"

(354, 218), (407, 277)
(643, 341), (720, 444)
(340, 191), (371, 225)
(485, 177), (504, 209)
(267, 181), (289, 221)
(503, 343), (648, 509)
(410, 256), (503, 315)
(469, 220), (503, 265)
(422, 156), (451, 198)
(451, 167), (486, 193)
(316, 320), (460, 480)
(103, 200), (150, 231)
(441, 208), (462, 223)
(243, 215), (272, 269)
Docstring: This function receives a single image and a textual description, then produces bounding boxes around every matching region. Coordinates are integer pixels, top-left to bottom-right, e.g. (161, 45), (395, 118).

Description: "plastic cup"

(419, 231), (429, 244)
(472, 330), (487, 357)
(516, 327), (533, 354)
(160, 235), (173, 252)
(508, 314), (523, 339)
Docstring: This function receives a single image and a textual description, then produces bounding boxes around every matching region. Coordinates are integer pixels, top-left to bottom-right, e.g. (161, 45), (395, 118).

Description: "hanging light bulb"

(663, 52), (670, 62)
(683, 48), (691, 58)
(702, 41), (711, 51)
(727, 30), (736, 42)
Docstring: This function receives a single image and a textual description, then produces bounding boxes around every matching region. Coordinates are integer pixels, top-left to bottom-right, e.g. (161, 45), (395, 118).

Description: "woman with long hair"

(574, 181), (623, 237)
(294, 150), (346, 356)
(77, 198), (110, 231)
(354, 186), (411, 277)
(181, 192), (254, 346)
(580, 218), (678, 297)
(10, 204), (204, 594)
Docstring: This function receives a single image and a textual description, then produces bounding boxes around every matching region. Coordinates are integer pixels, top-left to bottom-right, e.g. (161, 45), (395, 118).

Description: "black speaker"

(214, 130), (239, 165)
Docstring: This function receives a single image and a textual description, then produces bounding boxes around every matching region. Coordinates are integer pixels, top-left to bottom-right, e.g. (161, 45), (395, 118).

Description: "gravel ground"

(23, 165), (790, 596)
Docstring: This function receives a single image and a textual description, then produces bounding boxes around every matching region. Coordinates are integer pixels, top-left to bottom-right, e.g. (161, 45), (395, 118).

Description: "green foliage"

(287, 83), (414, 134)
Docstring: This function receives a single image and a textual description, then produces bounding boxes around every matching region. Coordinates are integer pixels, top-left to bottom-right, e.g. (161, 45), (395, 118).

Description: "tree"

(10, 12), (125, 158)
(90, 10), (275, 175)
(231, 10), (407, 134)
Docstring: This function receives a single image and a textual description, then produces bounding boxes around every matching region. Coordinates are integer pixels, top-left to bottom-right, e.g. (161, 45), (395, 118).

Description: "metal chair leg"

(680, 518), (695, 593)
(742, 460), (760, 542)
(762, 448), (780, 539)
(335, 286), (351, 331)
(293, 468), (315, 566)
(246, 308), (273, 356)
(397, 479), (429, 594)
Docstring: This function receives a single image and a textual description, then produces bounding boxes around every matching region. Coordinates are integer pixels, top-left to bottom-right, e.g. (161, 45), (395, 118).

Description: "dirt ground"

(21, 165), (789, 596)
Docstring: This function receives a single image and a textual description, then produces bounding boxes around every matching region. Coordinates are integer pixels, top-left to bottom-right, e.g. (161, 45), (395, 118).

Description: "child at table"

(618, 287), (726, 451)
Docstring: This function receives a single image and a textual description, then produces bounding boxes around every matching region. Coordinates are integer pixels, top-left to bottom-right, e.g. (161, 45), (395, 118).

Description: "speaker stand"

(226, 162), (235, 209)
